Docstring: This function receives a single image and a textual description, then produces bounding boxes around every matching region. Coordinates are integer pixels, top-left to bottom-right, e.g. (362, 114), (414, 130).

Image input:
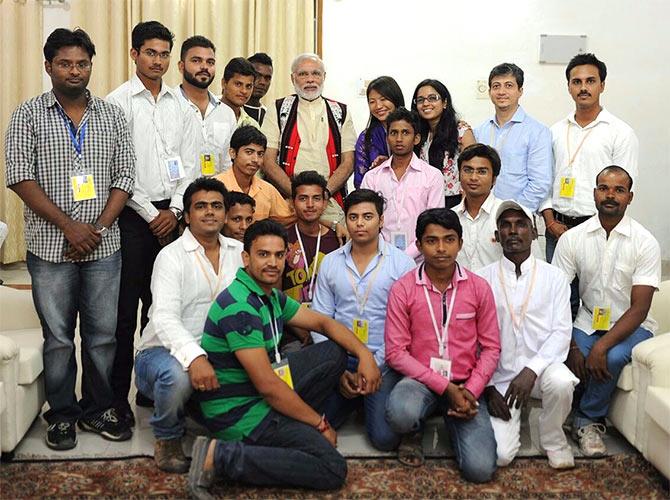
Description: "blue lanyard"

(57, 107), (88, 157)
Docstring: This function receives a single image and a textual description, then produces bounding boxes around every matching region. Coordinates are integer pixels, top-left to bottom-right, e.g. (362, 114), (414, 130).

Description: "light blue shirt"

(311, 236), (415, 366)
(474, 106), (553, 211)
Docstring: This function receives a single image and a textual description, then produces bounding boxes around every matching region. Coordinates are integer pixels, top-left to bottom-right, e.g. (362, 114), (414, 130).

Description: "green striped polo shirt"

(199, 267), (301, 441)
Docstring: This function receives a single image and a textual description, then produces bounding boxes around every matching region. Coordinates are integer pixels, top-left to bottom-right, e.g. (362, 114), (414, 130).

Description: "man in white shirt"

(106, 21), (197, 425)
(479, 200), (577, 469)
(135, 177), (243, 473)
(220, 57), (260, 129)
(541, 53), (638, 264)
(552, 166), (660, 457)
(177, 36), (236, 176)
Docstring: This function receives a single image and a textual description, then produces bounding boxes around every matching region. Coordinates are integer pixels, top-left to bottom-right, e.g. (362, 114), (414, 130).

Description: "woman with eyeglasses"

(412, 79), (476, 208)
(354, 76), (405, 188)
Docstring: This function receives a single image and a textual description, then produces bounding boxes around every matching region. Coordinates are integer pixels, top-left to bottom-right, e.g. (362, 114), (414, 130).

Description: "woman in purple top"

(354, 76), (405, 188)
(412, 79), (476, 208)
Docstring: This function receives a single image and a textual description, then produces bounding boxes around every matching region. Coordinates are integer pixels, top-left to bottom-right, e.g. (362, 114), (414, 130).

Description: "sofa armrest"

(0, 334), (20, 452)
(0, 335), (19, 362)
(632, 333), (670, 388)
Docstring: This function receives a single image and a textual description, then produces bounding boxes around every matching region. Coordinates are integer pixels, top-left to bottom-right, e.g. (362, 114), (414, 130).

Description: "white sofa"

(0, 285), (45, 460)
(609, 280), (670, 479)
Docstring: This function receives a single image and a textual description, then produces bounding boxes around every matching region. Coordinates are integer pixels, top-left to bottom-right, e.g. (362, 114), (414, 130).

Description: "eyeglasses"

(461, 166), (491, 177)
(54, 61), (92, 71)
(413, 94), (442, 105)
(141, 49), (171, 60)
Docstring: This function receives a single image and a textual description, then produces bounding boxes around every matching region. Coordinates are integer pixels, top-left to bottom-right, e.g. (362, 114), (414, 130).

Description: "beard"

(294, 83), (322, 101)
(184, 69), (214, 89)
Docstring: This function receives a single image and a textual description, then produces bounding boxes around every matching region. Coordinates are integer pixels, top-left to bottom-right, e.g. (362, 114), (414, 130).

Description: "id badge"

(352, 318), (369, 344)
(559, 177), (575, 198)
(592, 306), (611, 330)
(430, 357), (452, 379)
(165, 156), (186, 182)
(71, 174), (97, 201)
(391, 232), (407, 250)
(272, 359), (294, 389)
(301, 302), (311, 309)
(200, 153), (216, 176)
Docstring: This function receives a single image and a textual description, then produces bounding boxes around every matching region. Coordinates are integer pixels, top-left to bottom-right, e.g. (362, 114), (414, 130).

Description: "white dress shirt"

(137, 228), (244, 369)
(107, 75), (197, 222)
(177, 87), (236, 175)
(478, 255), (572, 395)
(551, 215), (660, 334)
(541, 108), (638, 217)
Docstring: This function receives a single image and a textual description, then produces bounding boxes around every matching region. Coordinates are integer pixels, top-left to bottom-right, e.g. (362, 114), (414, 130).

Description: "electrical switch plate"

(476, 80), (488, 100)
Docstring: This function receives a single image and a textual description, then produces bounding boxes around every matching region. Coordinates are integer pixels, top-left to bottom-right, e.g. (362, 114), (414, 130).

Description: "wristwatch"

(168, 207), (182, 220)
(94, 223), (109, 237)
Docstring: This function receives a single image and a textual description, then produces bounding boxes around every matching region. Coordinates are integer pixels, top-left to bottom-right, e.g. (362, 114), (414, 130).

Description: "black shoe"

(78, 408), (132, 441)
(135, 392), (154, 408)
(46, 421), (77, 450)
(116, 405), (136, 428)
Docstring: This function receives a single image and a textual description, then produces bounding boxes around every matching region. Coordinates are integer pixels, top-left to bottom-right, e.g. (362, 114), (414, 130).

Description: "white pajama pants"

(490, 362), (579, 466)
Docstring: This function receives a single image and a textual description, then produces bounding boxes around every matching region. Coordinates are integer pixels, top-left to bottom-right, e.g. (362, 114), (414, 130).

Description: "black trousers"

(111, 201), (176, 409)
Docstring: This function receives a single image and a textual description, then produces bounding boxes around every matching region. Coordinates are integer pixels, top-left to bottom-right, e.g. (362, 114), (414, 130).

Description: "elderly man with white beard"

(261, 53), (357, 228)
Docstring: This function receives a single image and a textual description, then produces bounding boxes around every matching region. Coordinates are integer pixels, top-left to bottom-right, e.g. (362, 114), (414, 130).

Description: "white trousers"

(490, 362), (579, 466)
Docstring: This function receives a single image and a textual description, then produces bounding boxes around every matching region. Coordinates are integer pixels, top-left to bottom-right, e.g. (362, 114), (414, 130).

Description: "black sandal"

(398, 432), (425, 467)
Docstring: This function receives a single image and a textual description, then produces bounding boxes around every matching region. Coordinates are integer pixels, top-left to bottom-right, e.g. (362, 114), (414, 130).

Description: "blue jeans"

(572, 326), (653, 428)
(212, 341), (348, 489)
(27, 251), (120, 424)
(386, 377), (497, 483)
(321, 360), (402, 451)
(134, 347), (193, 440)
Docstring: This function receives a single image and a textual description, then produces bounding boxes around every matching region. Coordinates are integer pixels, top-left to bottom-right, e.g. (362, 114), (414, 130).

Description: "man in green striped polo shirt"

(189, 219), (381, 497)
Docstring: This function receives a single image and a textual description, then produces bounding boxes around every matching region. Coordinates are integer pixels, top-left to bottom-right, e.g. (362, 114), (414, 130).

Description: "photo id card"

(70, 174), (97, 201)
(272, 358), (294, 389)
(200, 153), (216, 176)
(391, 232), (407, 250)
(430, 357), (452, 379)
(165, 156), (186, 182)
(592, 306), (611, 331)
(352, 318), (369, 344)
(559, 177), (575, 198)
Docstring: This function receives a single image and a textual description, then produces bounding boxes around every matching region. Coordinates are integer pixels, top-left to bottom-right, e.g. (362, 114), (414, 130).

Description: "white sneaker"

(547, 446), (575, 469)
(576, 423), (607, 457)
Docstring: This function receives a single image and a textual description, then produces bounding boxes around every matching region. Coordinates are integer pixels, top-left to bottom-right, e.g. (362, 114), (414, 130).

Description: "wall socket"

(476, 80), (489, 100)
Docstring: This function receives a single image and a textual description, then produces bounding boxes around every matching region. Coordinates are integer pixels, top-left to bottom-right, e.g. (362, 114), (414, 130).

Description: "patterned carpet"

(0, 453), (667, 498)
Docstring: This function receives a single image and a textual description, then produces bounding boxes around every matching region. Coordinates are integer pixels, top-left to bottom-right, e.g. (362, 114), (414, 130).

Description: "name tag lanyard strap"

(497, 259), (538, 338)
(423, 277), (458, 359)
(258, 297), (282, 364)
(346, 251), (386, 317)
(194, 250), (224, 301)
(58, 107), (88, 165)
(294, 225), (322, 302)
(566, 122), (595, 169)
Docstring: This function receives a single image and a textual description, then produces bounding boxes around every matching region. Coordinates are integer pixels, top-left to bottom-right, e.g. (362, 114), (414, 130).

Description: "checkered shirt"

(4, 91), (135, 263)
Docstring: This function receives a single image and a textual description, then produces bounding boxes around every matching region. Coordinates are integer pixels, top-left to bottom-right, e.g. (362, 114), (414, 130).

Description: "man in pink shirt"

(385, 208), (500, 482)
(361, 108), (444, 255)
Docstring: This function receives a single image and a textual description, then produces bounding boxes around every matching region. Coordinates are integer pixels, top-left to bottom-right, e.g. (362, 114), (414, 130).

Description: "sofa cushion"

(616, 363), (633, 391)
(1, 329), (44, 384)
(646, 386), (670, 429)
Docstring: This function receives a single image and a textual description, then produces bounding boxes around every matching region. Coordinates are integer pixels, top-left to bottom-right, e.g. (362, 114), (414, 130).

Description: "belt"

(553, 210), (591, 228)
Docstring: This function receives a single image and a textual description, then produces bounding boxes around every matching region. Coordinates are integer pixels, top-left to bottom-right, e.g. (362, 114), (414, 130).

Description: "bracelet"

(315, 414), (330, 433)
(324, 188), (332, 199)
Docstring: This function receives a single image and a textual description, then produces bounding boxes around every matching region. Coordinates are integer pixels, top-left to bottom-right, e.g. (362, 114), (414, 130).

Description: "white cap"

(495, 200), (534, 224)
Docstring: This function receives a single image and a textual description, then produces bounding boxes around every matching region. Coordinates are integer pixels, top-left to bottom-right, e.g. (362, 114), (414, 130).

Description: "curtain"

(0, 0), (43, 263)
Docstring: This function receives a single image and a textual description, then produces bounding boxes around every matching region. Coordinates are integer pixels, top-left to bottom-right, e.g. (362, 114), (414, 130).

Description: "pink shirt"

(361, 153), (444, 255)
(385, 264), (500, 398)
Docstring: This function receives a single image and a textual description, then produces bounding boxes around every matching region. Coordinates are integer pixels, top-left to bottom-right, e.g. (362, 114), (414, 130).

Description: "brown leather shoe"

(154, 438), (189, 473)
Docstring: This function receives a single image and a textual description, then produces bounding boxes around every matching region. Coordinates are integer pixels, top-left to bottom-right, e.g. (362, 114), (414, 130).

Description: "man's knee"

(544, 365), (578, 398)
(495, 441), (518, 467)
(316, 453), (347, 490)
(386, 395), (423, 434)
(368, 427), (400, 452)
(606, 345), (632, 373)
(461, 452), (497, 483)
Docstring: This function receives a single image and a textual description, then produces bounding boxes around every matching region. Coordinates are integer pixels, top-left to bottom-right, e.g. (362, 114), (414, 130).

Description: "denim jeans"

(572, 326), (653, 429)
(321, 360), (402, 451)
(212, 341), (348, 489)
(134, 347), (193, 440)
(27, 251), (120, 424)
(386, 376), (497, 483)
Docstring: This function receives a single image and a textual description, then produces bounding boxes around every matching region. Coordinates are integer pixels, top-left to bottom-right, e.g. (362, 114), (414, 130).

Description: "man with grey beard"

(261, 53), (357, 228)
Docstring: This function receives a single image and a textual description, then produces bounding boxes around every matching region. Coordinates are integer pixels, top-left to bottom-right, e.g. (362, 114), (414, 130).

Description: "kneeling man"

(479, 200), (577, 469)
(134, 178), (244, 472)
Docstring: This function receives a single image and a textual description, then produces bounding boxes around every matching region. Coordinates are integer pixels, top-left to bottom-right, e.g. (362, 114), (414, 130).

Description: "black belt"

(553, 210), (591, 228)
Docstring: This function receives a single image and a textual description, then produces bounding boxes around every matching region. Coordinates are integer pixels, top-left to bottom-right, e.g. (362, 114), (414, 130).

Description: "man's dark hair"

(566, 53), (607, 82)
(457, 143), (502, 177)
(43, 28), (96, 62)
(596, 165), (633, 190)
(488, 62), (524, 88)
(243, 219), (288, 253)
(230, 125), (267, 152)
(386, 107), (419, 135)
(131, 21), (174, 52)
(248, 52), (273, 67)
(224, 57), (256, 82)
(183, 177), (228, 215)
(180, 35), (215, 61)
(416, 208), (463, 240)
(224, 191), (256, 212)
(291, 171), (328, 199)
(344, 189), (385, 217)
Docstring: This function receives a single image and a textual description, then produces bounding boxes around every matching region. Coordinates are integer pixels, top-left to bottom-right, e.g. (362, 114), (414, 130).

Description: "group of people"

(3, 18), (661, 498)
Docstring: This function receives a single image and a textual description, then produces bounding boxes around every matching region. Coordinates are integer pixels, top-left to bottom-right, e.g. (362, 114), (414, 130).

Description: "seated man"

(478, 200), (577, 469)
(188, 220), (382, 496)
(215, 126), (294, 224)
(222, 190), (255, 242)
(361, 107), (444, 255)
(134, 178), (244, 472)
(552, 166), (660, 456)
(385, 208), (500, 483)
(312, 189), (415, 450)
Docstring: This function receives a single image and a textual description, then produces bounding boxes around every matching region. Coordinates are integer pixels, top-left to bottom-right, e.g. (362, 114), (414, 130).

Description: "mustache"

(578, 92), (591, 96)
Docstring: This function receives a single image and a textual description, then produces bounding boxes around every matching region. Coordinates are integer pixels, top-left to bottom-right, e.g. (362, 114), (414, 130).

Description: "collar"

(566, 107), (611, 128)
(454, 192), (497, 219)
(500, 254), (535, 274)
(490, 105), (526, 127)
(130, 73), (171, 99)
(47, 90), (94, 110)
(235, 267), (272, 298)
(415, 262), (468, 291)
(179, 85), (219, 107)
(223, 167), (261, 195)
(181, 227), (239, 253)
(340, 234), (387, 258)
(380, 153), (423, 173)
(297, 94), (326, 108)
(585, 214), (632, 237)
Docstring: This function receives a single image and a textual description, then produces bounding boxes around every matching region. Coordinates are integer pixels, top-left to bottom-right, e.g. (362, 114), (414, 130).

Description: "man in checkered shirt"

(4, 28), (135, 451)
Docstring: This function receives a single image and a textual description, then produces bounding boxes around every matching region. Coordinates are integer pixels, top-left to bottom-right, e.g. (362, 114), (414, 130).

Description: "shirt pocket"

(456, 311), (476, 320)
(211, 122), (232, 149)
(613, 263), (634, 289)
